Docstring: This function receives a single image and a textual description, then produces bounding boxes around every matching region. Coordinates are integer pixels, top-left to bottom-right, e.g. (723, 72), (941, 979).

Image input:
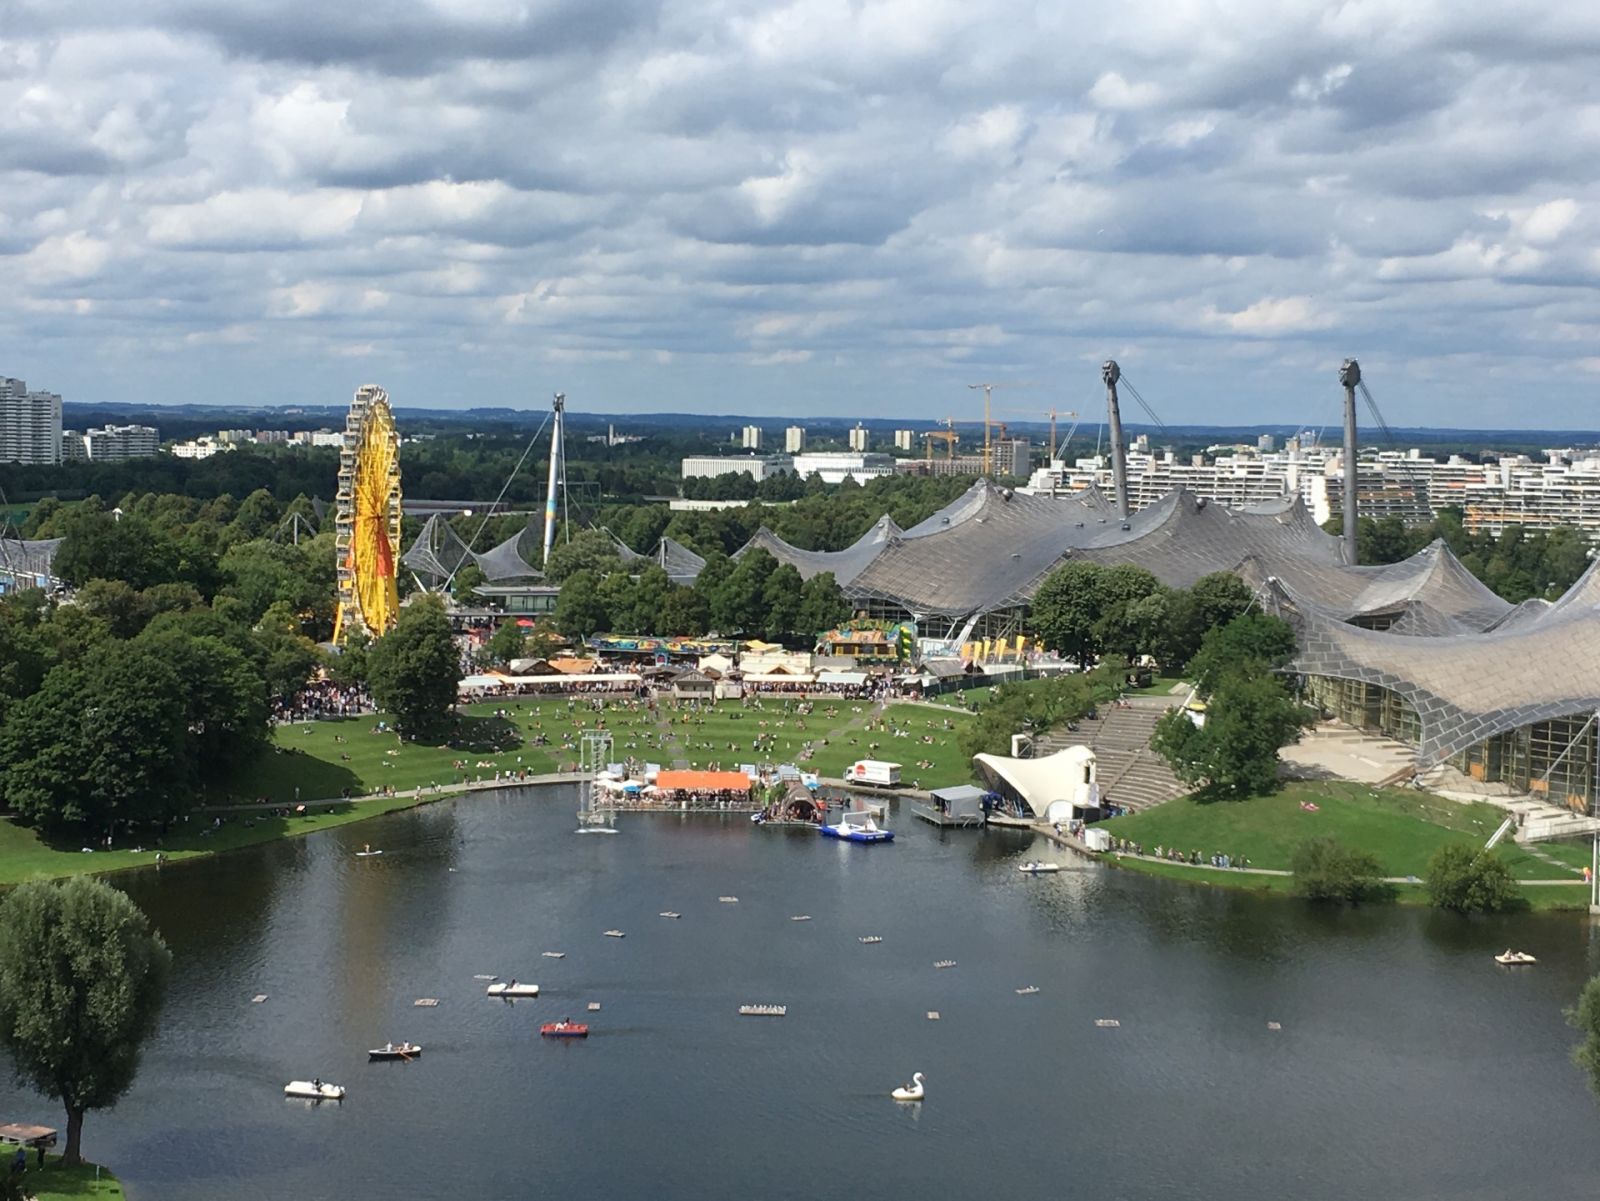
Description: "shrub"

(1291, 836), (1388, 904)
(1425, 843), (1520, 913)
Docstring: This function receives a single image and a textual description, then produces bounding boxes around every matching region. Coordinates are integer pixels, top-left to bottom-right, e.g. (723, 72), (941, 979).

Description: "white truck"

(848, 759), (902, 788)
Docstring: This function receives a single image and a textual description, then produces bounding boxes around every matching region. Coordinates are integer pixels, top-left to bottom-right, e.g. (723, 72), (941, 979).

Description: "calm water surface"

(12, 787), (1600, 1200)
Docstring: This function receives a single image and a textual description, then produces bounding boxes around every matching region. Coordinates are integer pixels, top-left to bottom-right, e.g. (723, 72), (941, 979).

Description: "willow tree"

(0, 878), (170, 1164)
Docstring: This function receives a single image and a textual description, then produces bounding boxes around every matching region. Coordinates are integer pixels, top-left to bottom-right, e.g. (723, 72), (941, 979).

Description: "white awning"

(973, 746), (1098, 818)
(459, 672), (642, 693)
(816, 671), (867, 686)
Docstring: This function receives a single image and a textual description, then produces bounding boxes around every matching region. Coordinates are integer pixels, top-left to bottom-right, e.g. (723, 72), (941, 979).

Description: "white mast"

(542, 392), (565, 566)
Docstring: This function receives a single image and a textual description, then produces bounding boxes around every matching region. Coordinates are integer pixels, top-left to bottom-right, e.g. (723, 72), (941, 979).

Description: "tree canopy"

(0, 878), (171, 1165)
(367, 596), (461, 738)
(1424, 844), (1520, 913)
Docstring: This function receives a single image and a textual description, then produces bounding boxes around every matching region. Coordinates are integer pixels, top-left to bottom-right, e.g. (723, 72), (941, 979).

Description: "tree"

(1291, 836), (1388, 904)
(658, 586), (710, 636)
(52, 510), (184, 592)
(482, 619), (527, 667)
(1186, 613), (1298, 698)
(1152, 669), (1310, 798)
(713, 548), (777, 634)
(1424, 844), (1520, 913)
(367, 597), (461, 738)
(797, 571), (852, 639)
(252, 603), (322, 700)
(326, 629), (370, 689)
(451, 563), (487, 605)
(133, 627), (270, 781)
(1029, 561), (1105, 665)
(1, 649), (190, 832)
(1569, 975), (1600, 1095)
(760, 563), (805, 643)
(543, 528), (623, 584)
(555, 571), (610, 640)
(0, 878), (171, 1165)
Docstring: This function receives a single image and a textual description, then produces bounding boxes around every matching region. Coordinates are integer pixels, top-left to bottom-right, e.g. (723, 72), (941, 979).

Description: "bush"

(1425, 843), (1520, 913)
(1291, 836), (1389, 904)
(1569, 975), (1600, 1095)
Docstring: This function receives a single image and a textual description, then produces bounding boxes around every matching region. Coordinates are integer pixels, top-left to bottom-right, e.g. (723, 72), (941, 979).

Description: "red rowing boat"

(540, 1022), (589, 1038)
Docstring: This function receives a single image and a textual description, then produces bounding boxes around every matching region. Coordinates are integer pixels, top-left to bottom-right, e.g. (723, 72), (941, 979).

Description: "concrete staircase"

(1034, 700), (1187, 813)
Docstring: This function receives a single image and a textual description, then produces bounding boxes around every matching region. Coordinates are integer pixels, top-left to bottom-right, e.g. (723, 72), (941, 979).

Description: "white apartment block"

(681, 454), (794, 481)
(84, 425), (159, 460)
(1024, 443), (1600, 535)
(0, 378), (62, 464)
(740, 425), (763, 450)
(847, 425), (869, 452)
(791, 451), (895, 484)
(893, 429), (915, 451)
(784, 426), (806, 453)
(60, 430), (89, 461)
(171, 437), (233, 459)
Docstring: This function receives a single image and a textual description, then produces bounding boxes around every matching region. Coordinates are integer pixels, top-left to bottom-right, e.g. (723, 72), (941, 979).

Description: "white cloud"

(1, 0), (1599, 425)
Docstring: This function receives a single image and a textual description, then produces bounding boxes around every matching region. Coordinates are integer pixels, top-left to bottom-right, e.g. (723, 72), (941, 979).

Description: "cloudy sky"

(3, 1), (1599, 426)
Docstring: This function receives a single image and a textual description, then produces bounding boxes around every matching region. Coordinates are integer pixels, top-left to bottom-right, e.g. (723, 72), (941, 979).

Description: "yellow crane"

(924, 417), (961, 462)
(967, 382), (1036, 475)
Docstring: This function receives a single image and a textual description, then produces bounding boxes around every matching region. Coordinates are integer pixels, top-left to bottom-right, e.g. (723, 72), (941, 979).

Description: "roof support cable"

(442, 409), (552, 592)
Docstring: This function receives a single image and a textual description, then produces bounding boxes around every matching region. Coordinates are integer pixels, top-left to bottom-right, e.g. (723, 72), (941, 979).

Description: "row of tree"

(551, 542), (853, 644)
(1342, 509), (1592, 603)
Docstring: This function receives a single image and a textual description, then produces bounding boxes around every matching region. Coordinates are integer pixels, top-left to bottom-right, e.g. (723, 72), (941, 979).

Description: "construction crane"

(1048, 409), (1080, 462)
(967, 382), (1035, 475)
(924, 417), (961, 463)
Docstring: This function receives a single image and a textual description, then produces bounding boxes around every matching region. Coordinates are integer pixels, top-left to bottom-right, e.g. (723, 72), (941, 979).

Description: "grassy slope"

(1100, 780), (1586, 882)
(1, 698), (976, 885)
(0, 1148), (124, 1199)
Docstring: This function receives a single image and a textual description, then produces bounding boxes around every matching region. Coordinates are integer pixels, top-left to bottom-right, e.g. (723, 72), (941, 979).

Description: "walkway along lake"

(29, 784), (1600, 1200)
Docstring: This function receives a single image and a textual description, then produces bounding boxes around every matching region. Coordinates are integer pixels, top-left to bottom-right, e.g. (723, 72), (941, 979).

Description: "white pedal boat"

(487, 982), (540, 997)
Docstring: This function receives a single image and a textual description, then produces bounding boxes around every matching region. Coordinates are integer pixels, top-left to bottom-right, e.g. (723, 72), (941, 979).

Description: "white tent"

(972, 746), (1098, 819)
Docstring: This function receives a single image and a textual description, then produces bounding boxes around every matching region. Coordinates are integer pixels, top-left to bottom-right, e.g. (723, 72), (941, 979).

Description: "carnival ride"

(332, 385), (402, 645)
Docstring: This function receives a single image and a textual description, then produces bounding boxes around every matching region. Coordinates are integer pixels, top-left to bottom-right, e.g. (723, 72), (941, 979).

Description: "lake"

(21, 786), (1600, 1199)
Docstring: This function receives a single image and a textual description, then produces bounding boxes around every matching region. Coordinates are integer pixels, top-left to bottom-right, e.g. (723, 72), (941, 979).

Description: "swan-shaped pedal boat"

(1495, 949), (1537, 965)
(891, 1072), (925, 1102)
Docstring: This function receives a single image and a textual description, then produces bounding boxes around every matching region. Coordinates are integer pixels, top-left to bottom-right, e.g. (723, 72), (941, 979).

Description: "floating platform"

(587, 1002), (601, 1012)
(926, 1011), (940, 1021)
(1267, 1022), (1282, 1031)
(739, 1004), (787, 1016)
(820, 824), (894, 844)
(251, 994), (268, 1004)
(540, 1023), (588, 1038)
(542, 952), (565, 959)
(859, 936), (883, 944)
(604, 930), (626, 938)
(659, 911), (681, 919)
(718, 896), (739, 903)
(1095, 1019), (1120, 1028)
(934, 960), (956, 970)
(790, 915), (812, 922)
(413, 998), (440, 1007)
(912, 804), (983, 828)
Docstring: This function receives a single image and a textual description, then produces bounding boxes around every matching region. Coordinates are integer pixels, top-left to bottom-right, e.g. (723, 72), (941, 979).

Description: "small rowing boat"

(790, 915), (812, 922)
(540, 1021), (589, 1038)
(859, 935), (883, 944)
(739, 1004), (787, 1016)
(604, 929), (626, 938)
(368, 1042), (421, 1061)
(659, 911), (681, 919)
(487, 982), (539, 997)
(1495, 949), (1537, 965)
(934, 959), (956, 969)
(541, 952), (565, 959)
(1015, 986), (1040, 996)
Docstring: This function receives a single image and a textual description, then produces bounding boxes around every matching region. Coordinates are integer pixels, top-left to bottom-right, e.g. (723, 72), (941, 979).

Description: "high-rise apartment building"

(741, 425), (764, 450)
(893, 429), (915, 451)
(784, 426), (806, 453)
(847, 425), (869, 452)
(83, 425), (160, 460)
(0, 377), (62, 464)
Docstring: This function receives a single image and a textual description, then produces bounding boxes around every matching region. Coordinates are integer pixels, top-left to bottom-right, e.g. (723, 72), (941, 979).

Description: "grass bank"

(1097, 780), (1594, 909)
(0, 1148), (123, 1199)
(0, 696), (974, 885)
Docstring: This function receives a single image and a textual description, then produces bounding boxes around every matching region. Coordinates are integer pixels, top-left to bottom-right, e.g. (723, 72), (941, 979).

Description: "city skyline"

(3, 3), (1599, 426)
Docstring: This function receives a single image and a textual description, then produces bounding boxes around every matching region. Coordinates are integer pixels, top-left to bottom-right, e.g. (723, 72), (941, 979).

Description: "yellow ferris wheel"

(332, 384), (402, 645)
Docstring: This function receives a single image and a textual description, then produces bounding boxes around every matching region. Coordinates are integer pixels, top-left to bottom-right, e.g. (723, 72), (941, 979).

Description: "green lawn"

(0, 1147), (123, 1199)
(0, 697), (977, 885)
(1100, 780), (1579, 881)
